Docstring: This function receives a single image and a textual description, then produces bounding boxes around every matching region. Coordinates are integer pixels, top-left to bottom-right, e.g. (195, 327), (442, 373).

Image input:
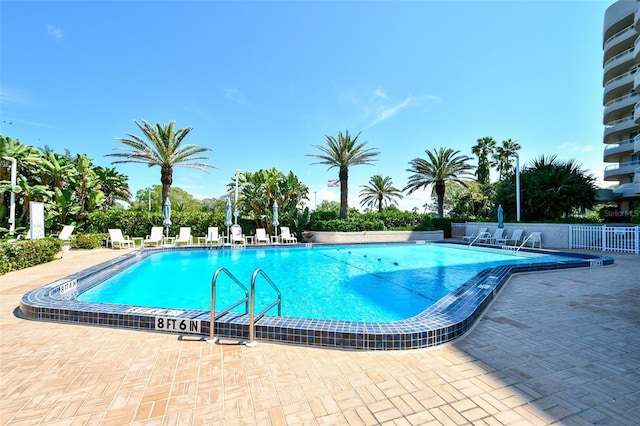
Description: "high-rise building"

(603, 0), (640, 211)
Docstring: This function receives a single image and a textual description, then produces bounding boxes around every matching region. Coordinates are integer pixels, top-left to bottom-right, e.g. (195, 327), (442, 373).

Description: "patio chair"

(462, 227), (488, 242)
(495, 229), (524, 246)
(108, 228), (134, 249)
(280, 227), (297, 244)
(143, 226), (164, 247)
(202, 227), (220, 246)
(230, 224), (246, 247)
(255, 228), (269, 244)
(525, 231), (542, 248)
(479, 228), (504, 244)
(53, 225), (75, 242)
(175, 227), (192, 246)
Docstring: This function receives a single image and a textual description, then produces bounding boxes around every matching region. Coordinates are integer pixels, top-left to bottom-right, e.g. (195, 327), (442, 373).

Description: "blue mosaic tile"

(19, 243), (613, 350)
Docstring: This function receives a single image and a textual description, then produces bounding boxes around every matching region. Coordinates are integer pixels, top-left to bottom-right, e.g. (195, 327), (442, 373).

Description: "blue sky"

(1, 0), (612, 211)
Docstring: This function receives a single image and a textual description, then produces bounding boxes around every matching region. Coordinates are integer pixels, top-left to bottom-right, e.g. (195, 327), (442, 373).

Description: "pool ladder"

(206, 267), (281, 347)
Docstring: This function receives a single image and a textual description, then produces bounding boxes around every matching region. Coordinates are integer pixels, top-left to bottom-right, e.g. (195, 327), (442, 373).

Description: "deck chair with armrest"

(462, 227), (488, 243)
(174, 227), (192, 246)
(255, 228), (270, 244)
(495, 229), (524, 246)
(480, 228), (504, 244)
(525, 231), (542, 248)
(230, 224), (246, 247)
(143, 226), (164, 247)
(203, 227), (220, 246)
(108, 228), (134, 249)
(280, 227), (298, 244)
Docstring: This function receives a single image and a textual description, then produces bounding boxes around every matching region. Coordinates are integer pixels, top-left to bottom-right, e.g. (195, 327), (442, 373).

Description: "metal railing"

(207, 267), (281, 346)
(207, 267), (249, 343)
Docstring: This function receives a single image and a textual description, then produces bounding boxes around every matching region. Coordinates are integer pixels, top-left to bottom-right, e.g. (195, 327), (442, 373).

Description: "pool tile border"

(19, 243), (613, 350)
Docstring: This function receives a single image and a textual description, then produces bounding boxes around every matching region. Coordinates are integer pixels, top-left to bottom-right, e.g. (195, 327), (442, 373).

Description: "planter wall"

(310, 230), (444, 244)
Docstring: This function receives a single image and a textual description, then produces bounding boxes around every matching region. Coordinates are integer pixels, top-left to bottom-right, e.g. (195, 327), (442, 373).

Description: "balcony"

(604, 25), (636, 63)
(612, 182), (640, 198)
(635, 135), (640, 155)
(604, 160), (640, 181)
(604, 116), (637, 142)
(605, 69), (635, 102)
(604, 92), (637, 124)
(603, 137), (635, 162)
(604, 48), (635, 84)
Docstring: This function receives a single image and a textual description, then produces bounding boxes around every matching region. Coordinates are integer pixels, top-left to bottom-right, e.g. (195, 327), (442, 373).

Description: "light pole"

(515, 153), (521, 222)
(234, 169), (240, 224)
(3, 156), (17, 236)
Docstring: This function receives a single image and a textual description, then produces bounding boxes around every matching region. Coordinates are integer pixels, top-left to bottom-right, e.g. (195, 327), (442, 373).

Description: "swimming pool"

(79, 244), (590, 322)
(20, 242), (613, 350)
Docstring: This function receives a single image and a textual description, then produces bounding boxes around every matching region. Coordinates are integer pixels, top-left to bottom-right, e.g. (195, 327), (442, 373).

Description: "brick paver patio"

(1, 247), (638, 425)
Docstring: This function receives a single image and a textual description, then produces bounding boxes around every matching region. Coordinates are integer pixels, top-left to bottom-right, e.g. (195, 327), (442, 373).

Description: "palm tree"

(494, 139), (521, 179)
(94, 166), (132, 207)
(471, 136), (496, 185)
(404, 147), (474, 218)
(308, 130), (379, 219)
(107, 120), (215, 200)
(359, 175), (404, 212)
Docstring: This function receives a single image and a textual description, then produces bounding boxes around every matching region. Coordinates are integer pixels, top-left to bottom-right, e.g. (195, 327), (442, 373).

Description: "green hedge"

(309, 211), (437, 233)
(0, 238), (62, 275)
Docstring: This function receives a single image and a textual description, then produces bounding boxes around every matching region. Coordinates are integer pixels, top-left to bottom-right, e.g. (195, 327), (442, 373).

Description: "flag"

(328, 179), (340, 187)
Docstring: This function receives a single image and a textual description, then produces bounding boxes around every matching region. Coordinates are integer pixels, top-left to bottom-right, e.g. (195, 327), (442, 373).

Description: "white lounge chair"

(54, 225), (75, 242)
(230, 224), (246, 247)
(143, 226), (164, 247)
(175, 227), (192, 246)
(525, 231), (542, 248)
(462, 227), (488, 242)
(108, 229), (134, 249)
(202, 227), (220, 246)
(280, 227), (297, 244)
(479, 228), (504, 244)
(495, 229), (524, 246)
(255, 228), (269, 244)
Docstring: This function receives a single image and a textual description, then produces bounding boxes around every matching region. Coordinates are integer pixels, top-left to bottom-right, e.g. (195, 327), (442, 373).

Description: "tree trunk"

(435, 179), (445, 218)
(161, 165), (173, 201)
(339, 167), (348, 219)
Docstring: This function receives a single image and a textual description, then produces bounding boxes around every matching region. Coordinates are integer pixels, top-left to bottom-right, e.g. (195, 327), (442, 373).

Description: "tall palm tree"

(359, 175), (404, 212)
(494, 138), (521, 179)
(471, 136), (496, 185)
(404, 147), (474, 218)
(308, 130), (379, 219)
(107, 120), (215, 200)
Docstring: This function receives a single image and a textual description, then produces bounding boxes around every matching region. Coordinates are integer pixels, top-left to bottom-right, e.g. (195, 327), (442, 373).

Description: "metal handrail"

(246, 268), (282, 347)
(469, 231), (491, 246)
(207, 267), (249, 343)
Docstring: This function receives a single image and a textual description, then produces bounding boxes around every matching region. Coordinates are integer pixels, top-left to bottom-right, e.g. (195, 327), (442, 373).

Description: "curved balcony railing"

(605, 47), (634, 69)
(604, 25), (636, 59)
(635, 135), (640, 155)
(605, 92), (638, 107)
(604, 92), (638, 124)
(603, 138), (635, 161)
(604, 116), (637, 142)
(604, 160), (640, 181)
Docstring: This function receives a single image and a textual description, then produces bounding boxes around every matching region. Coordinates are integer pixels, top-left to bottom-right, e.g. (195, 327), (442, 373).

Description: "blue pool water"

(78, 244), (581, 322)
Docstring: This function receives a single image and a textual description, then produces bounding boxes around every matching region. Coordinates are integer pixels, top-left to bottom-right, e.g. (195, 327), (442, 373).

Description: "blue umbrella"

(497, 204), (504, 228)
(272, 201), (279, 240)
(162, 197), (172, 239)
(224, 198), (233, 240)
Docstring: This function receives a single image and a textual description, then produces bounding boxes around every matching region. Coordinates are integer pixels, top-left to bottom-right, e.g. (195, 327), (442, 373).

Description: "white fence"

(569, 225), (640, 254)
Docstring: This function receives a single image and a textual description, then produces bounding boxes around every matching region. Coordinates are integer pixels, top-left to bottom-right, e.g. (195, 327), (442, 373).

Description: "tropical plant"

(494, 138), (521, 179)
(493, 155), (598, 221)
(359, 175), (404, 213)
(107, 120), (216, 200)
(307, 130), (379, 219)
(471, 136), (496, 185)
(404, 147), (474, 218)
(94, 166), (132, 207)
(231, 168), (309, 235)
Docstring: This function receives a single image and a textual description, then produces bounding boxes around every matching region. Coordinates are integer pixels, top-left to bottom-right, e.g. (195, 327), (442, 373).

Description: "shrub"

(0, 238), (62, 275)
(71, 233), (108, 249)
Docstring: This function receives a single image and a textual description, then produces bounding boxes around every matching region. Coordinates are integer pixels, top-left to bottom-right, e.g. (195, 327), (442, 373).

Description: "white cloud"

(223, 87), (247, 105)
(47, 25), (63, 40)
(559, 142), (594, 153)
(365, 92), (440, 129)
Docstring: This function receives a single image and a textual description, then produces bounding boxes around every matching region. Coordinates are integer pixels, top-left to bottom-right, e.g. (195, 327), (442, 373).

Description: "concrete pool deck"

(1, 247), (638, 425)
